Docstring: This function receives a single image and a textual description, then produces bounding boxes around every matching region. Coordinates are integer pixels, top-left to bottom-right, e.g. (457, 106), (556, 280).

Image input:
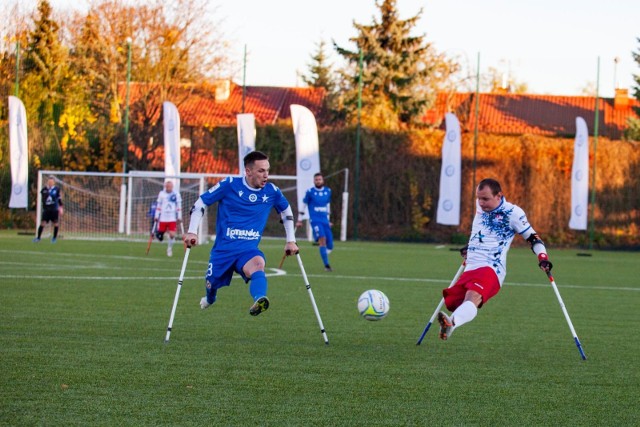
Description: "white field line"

(1, 250), (637, 292)
(0, 267), (638, 292)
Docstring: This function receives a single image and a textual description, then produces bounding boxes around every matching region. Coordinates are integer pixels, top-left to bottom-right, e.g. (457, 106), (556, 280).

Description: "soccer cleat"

(324, 264), (333, 272)
(200, 297), (212, 310)
(167, 247), (173, 257)
(249, 296), (270, 316)
(51, 238), (57, 243)
(437, 311), (454, 340)
(32, 238), (40, 243)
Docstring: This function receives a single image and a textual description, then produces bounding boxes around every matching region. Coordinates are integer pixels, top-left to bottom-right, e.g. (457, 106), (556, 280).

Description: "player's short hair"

(243, 150), (268, 168)
(313, 172), (323, 178)
(478, 178), (502, 195)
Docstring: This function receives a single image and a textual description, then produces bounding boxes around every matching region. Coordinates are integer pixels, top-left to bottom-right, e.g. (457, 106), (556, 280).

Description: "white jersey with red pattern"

(155, 190), (182, 222)
(465, 196), (536, 286)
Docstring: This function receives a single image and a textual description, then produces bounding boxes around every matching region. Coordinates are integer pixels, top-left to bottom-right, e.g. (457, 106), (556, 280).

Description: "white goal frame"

(36, 170), (349, 243)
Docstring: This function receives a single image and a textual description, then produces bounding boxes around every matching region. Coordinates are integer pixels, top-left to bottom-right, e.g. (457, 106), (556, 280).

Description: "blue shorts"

(205, 248), (265, 291)
(311, 222), (333, 250)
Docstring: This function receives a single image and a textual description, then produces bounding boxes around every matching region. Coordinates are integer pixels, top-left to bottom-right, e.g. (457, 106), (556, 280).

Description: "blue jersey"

(200, 176), (290, 253)
(303, 186), (331, 225)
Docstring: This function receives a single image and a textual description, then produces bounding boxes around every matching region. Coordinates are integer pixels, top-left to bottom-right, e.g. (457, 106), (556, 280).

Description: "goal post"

(36, 169), (349, 243)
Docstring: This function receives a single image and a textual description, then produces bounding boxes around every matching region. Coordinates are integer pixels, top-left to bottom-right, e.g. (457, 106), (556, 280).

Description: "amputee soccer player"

(154, 180), (182, 257)
(437, 178), (553, 340)
(296, 172), (334, 272)
(34, 176), (63, 243)
(182, 151), (299, 316)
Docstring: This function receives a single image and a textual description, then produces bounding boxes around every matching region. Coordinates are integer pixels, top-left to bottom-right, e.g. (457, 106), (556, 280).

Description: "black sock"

(53, 226), (59, 239)
(37, 225), (44, 239)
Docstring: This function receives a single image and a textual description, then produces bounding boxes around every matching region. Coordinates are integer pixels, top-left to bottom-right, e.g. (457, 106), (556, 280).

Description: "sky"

(21, 0), (640, 97)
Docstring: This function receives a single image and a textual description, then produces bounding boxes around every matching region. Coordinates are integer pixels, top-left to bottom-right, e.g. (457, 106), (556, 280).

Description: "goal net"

(36, 170), (348, 243)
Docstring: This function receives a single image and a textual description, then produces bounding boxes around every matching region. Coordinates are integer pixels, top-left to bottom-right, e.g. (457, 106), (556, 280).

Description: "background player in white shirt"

(154, 180), (182, 257)
(183, 151), (298, 316)
(438, 178), (553, 340)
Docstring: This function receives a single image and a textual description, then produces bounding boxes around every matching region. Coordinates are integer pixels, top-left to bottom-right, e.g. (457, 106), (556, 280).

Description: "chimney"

(214, 79), (231, 102)
(614, 88), (629, 109)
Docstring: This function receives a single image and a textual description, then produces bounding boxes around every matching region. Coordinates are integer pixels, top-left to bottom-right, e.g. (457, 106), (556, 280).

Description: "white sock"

(168, 237), (175, 249)
(451, 301), (478, 332)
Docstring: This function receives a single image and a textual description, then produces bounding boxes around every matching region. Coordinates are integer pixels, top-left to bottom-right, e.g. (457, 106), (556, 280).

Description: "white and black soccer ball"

(357, 289), (390, 321)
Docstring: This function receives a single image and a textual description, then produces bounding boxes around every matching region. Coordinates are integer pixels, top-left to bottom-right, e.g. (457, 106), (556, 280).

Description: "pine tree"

(334, 0), (454, 128)
(22, 0), (68, 165)
(625, 37), (640, 141)
(303, 39), (335, 92)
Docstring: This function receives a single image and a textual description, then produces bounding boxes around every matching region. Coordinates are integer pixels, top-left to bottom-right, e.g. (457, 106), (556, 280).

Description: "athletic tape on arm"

(281, 206), (296, 242)
(188, 198), (206, 234)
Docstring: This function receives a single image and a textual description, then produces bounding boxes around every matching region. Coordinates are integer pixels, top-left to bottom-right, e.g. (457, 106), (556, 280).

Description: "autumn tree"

(334, 0), (458, 129)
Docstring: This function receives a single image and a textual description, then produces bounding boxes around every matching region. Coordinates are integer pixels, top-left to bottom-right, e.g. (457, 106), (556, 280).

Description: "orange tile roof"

(122, 81), (325, 127)
(425, 92), (640, 139)
(128, 145), (235, 173)
(121, 81), (639, 139)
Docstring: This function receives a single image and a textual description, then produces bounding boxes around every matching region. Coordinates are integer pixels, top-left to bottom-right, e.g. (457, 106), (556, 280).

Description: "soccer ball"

(357, 290), (390, 321)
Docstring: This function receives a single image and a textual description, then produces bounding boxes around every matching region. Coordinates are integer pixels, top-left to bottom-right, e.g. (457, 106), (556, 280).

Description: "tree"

(334, 0), (458, 129)
(302, 39), (338, 118)
(625, 37), (640, 141)
(22, 0), (68, 166)
(303, 39), (336, 92)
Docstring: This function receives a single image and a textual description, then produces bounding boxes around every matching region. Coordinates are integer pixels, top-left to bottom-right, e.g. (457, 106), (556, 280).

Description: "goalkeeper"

(183, 151), (298, 316)
(154, 180), (182, 257)
(34, 176), (63, 243)
(437, 178), (553, 340)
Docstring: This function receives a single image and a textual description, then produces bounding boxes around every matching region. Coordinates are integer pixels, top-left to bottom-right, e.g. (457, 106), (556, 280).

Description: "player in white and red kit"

(154, 180), (182, 257)
(437, 178), (553, 340)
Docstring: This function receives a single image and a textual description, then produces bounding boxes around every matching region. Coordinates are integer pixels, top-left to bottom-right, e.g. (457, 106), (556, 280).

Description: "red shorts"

(158, 221), (177, 233)
(443, 266), (501, 311)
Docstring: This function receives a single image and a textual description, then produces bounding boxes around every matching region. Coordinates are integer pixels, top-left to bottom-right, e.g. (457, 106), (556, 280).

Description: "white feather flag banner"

(236, 113), (256, 175)
(569, 116), (589, 230)
(8, 96), (28, 208)
(291, 104), (321, 221)
(163, 101), (181, 192)
(436, 113), (461, 225)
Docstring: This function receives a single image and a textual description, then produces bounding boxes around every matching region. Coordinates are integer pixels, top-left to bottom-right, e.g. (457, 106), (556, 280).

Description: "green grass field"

(1, 230), (639, 426)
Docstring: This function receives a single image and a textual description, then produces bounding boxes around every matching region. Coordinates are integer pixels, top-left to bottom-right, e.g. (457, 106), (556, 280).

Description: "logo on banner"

(13, 184), (23, 195)
(574, 205), (584, 216)
(445, 165), (455, 176)
(447, 130), (457, 142)
(575, 170), (583, 181)
(168, 119), (175, 131)
(299, 159), (312, 171)
(443, 200), (453, 211)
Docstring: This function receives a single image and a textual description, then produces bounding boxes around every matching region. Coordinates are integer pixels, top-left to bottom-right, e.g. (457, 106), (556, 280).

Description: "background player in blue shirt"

(296, 172), (334, 272)
(34, 176), (63, 243)
(183, 151), (299, 316)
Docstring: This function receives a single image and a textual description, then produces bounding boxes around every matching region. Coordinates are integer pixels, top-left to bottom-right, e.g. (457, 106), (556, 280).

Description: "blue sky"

(30, 0), (640, 97)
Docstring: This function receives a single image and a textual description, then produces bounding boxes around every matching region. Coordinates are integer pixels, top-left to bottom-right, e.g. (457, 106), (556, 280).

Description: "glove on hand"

(538, 253), (553, 272)
(459, 245), (468, 259)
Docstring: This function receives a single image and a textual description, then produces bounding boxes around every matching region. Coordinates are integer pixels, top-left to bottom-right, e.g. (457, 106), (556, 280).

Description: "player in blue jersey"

(296, 172), (334, 271)
(437, 178), (553, 340)
(182, 151), (299, 316)
(34, 176), (63, 243)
